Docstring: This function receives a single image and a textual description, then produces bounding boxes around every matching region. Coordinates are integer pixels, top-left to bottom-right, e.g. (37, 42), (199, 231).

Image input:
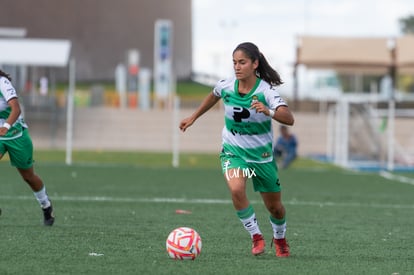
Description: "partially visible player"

(180, 42), (294, 257)
(274, 125), (298, 169)
(0, 69), (54, 226)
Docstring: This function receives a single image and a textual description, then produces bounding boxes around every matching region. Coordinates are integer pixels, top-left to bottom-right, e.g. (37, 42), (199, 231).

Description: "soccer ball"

(166, 227), (202, 260)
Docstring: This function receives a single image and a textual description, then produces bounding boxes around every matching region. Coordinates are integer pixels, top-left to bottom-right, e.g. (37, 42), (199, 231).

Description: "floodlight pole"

(66, 58), (76, 165)
(172, 95), (180, 168)
(292, 37), (301, 111)
(387, 39), (396, 171)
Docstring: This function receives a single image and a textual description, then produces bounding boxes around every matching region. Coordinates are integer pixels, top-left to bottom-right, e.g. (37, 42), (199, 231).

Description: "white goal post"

(327, 94), (398, 171)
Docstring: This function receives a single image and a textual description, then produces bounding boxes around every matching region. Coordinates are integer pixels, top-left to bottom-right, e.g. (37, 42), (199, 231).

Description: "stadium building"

(0, 0), (192, 82)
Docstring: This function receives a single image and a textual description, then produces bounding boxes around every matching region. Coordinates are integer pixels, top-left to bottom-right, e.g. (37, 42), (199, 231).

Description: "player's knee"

(231, 190), (247, 202)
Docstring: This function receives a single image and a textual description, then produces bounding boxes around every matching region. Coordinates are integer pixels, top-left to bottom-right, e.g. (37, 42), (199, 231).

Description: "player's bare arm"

(179, 92), (220, 132)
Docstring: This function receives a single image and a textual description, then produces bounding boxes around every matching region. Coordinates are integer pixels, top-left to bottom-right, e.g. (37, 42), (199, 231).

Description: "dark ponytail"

(233, 42), (283, 87)
(0, 70), (12, 81)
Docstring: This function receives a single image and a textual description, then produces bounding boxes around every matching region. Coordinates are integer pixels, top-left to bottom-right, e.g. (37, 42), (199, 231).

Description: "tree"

(399, 15), (414, 34)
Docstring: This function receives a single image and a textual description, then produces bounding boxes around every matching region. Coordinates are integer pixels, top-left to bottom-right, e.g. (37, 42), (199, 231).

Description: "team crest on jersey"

(262, 152), (271, 158)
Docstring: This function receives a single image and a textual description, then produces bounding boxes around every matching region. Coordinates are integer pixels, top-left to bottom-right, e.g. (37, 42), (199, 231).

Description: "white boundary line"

(379, 171), (414, 186)
(0, 195), (413, 209)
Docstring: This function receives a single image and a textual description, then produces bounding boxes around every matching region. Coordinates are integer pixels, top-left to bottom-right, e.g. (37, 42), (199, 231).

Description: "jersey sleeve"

(265, 86), (287, 110)
(212, 79), (225, 97)
(0, 77), (18, 101)
(213, 78), (235, 98)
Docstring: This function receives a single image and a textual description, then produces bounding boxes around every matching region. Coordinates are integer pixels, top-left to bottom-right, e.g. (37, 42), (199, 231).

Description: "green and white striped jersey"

(0, 76), (27, 140)
(213, 77), (287, 163)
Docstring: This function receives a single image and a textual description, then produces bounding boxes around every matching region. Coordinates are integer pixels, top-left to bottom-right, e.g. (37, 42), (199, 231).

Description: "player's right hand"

(179, 117), (194, 132)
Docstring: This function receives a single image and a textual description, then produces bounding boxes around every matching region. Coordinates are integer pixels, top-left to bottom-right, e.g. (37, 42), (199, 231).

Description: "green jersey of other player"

(213, 76), (287, 163)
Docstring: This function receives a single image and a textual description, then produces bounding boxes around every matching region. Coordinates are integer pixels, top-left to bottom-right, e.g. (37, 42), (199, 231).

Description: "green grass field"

(1, 151), (414, 274)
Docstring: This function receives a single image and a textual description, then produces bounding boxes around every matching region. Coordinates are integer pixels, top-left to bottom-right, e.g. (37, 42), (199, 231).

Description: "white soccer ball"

(166, 227), (202, 260)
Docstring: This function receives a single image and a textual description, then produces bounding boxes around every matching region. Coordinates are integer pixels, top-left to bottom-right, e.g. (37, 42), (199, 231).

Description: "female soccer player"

(180, 42), (294, 257)
(0, 70), (54, 226)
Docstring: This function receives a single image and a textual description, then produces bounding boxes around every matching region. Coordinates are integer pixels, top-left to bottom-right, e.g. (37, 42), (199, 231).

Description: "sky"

(192, 0), (414, 94)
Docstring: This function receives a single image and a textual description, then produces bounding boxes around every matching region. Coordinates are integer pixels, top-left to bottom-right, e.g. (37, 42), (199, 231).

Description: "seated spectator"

(273, 125), (298, 169)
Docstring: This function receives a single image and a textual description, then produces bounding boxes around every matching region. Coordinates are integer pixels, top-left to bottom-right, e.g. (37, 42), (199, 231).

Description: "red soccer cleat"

(273, 238), (290, 257)
(251, 234), (265, 256)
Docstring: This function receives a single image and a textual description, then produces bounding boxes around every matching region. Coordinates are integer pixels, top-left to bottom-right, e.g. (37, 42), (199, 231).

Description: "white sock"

(270, 221), (287, 239)
(240, 213), (262, 237)
(34, 186), (51, 209)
